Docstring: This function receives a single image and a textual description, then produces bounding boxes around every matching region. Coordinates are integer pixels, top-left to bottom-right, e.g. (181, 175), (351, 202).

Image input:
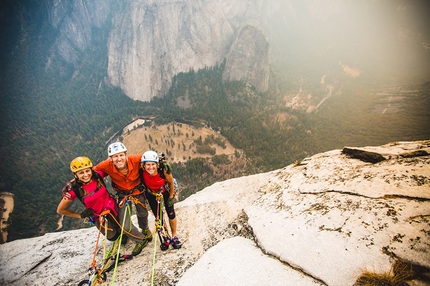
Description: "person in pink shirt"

(57, 156), (121, 241)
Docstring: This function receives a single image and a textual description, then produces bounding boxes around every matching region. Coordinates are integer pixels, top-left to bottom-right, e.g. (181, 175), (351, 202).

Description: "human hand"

(63, 192), (72, 200)
(167, 197), (176, 207)
(80, 208), (94, 218)
(62, 182), (72, 199)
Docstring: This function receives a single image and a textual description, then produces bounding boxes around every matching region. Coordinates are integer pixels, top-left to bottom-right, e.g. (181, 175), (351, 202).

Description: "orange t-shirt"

(93, 154), (142, 191)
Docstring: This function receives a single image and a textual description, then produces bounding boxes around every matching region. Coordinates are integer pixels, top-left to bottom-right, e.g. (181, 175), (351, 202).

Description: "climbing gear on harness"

(107, 142), (127, 157)
(117, 189), (148, 215)
(149, 192), (170, 285)
(84, 215), (95, 226)
(147, 176), (182, 285)
(80, 208), (94, 218)
(153, 192), (172, 251)
(142, 228), (153, 242)
(70, 156), (93, 173)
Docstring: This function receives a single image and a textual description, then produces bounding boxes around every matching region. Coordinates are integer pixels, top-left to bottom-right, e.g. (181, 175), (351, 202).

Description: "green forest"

(1, 0), (429, 240)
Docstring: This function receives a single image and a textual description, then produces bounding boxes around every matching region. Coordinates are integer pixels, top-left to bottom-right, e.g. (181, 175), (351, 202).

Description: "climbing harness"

(116, 189), (152, 240)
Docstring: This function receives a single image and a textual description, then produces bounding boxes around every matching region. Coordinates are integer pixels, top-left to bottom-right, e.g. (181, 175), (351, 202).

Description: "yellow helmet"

(70, 156), (93, 173)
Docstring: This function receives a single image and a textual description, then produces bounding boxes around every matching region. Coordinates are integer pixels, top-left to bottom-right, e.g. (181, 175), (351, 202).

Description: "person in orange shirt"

(93, 142), (151, 256)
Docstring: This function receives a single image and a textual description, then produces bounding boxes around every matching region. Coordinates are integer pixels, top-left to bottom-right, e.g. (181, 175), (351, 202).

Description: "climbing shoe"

(142, 228), (153, 242)
(132, 239), (148, 256)
(170, 236), (182, 249)
(120, 235), (128, 245)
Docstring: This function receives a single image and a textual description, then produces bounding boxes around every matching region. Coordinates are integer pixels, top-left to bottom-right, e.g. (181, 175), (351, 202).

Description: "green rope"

(151, 196), (164, 286)
(111, 201), (129, 286)
(150, 225), (158, 286)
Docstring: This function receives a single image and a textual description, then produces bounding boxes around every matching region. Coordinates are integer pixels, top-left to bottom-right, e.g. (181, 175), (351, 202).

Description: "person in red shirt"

(141, 151), (182, 249)
(57, 156), (121, 241)
(93, 142), (151, 255)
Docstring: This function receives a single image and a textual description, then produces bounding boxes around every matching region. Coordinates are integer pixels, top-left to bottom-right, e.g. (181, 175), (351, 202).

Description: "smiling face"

(110, 152), (127, 170)
(75, 168), (92, 183)
(143, 161), (158, 176)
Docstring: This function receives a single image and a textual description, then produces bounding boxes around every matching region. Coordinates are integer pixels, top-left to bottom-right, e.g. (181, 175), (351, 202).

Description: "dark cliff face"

(47, 0), (123, 65)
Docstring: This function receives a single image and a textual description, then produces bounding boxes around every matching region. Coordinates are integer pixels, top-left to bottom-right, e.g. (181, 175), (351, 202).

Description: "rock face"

(222, 25), (270, 92)
(47, 0), (345, 101)
(48, 0), (118, 65)
(107, 0), (235, 101)
(0, 192), (14, 243)
(106, 0), (274, 101)
(1, 140), (429, 285)
(47, 0), (275, 100)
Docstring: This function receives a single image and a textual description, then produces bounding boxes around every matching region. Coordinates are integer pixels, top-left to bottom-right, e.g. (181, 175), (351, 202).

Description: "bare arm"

(57, 198), (81, 219)
(164, 170), (175, 199)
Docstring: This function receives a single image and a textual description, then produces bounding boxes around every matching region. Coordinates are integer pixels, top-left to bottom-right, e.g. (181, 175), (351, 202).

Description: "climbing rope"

(111, 198), (130, 286)
(79, 208), (134, 286)
(150, 192), (172, 286)
(151, 225), (159, 286)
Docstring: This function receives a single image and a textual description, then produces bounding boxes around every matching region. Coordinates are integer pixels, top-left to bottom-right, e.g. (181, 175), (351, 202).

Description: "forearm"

(58, 209), (81, 219)
(57, 199), (82, 219)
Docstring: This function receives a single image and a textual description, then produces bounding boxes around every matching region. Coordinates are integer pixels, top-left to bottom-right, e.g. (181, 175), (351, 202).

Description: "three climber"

(58, 142), (182, 256)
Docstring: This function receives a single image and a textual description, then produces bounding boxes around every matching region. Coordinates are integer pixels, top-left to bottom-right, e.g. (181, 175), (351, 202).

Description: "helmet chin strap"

(74, 174), (84, 185)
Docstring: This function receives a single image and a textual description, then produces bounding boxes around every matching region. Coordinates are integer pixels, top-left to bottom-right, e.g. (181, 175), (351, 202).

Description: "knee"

(167, 210), (176, 220)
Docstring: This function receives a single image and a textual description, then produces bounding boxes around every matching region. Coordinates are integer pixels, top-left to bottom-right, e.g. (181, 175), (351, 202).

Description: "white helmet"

(108, 142), (127, 157)
(141, 151), (159, 164)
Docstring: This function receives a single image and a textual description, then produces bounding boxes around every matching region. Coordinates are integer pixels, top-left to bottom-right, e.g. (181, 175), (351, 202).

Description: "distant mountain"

(1, 140), (429, 285)
(45, 0), (430, 101)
